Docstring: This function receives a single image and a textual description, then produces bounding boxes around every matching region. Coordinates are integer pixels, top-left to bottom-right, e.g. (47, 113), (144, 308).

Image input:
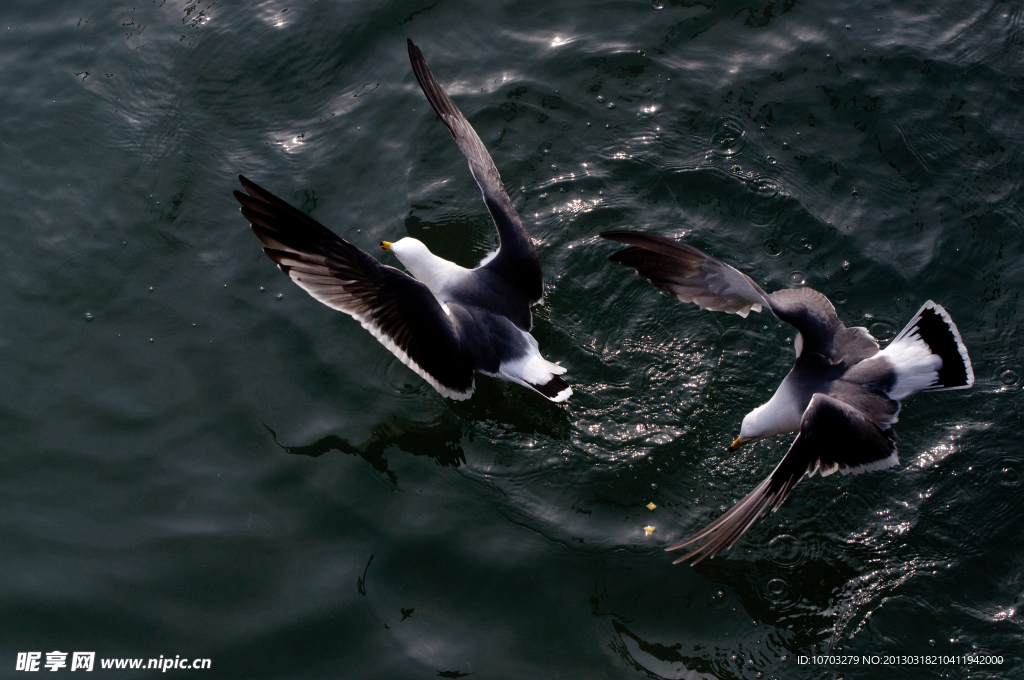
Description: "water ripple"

(708, 116), (748, 159)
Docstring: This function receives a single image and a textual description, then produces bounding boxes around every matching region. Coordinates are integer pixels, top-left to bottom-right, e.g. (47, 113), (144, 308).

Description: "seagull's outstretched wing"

(601, 230), (772, 317)
(601, 230), (878, 360)
(234, 175), (475, 400)
(667, 392), (898, 565)
(408, 39), (543, 308)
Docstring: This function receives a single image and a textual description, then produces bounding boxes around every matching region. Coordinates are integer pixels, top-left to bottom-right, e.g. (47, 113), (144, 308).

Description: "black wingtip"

(599, 229), (679, 248)
(237, 174), (262, 198)
(600, 231), (644, 264)
(598, 229), (641, 242)
(407, 38), (422, 66)
(407, 37), (453, 127)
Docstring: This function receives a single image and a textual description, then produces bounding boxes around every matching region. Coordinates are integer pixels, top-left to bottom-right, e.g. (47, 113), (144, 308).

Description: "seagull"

(601, 230), (974, 564)
(231, 41), (570, 402)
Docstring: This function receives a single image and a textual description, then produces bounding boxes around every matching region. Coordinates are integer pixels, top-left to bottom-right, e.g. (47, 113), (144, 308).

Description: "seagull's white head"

(731, 407), (768, 451)
(380, 237), (465, 293)
(729, 385), (805, 453)
(382, 236), (431, 265)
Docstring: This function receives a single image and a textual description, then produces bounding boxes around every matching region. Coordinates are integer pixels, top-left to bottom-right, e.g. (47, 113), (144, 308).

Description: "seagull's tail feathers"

(490, 338), (572, 403)
(527, 374), (572, 402)
(541, 358), (567, 375)
(880, 301), (974, 400)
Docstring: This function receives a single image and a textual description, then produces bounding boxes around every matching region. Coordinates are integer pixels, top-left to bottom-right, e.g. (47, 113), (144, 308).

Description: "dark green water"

(1, 1), (1022, 678)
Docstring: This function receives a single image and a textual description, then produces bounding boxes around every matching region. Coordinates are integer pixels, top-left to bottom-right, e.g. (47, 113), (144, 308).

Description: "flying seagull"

(231, 41), (570, 402)
(600, 230), (973, 564)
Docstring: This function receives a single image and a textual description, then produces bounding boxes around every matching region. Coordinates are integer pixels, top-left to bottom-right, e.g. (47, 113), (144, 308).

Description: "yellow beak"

(380, 241), (393, 252)
(729, 437), (746, 453)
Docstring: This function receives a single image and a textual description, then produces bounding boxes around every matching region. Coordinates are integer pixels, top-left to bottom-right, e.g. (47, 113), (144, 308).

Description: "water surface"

(0, 1), (1022, 678)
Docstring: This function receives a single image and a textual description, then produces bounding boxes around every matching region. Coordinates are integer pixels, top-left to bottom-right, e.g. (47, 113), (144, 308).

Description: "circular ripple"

(963, 460), (989, 488)
(744, 178), (785, 228)
(707, 588), (730, 610)
(831, 289), (849, 305)
(746, 205), (774, 228)
(768, 534), (807, 567)
(380, 354), (431, 402)
(766, 578), (788, 602)
(992, 457), (1023, 489)
(786, 270), (806, 286)
(762, 238), (783, 258)
(869, 321), (895, 343)
(709, 118), (748, 158)
(995, 366), (1020, 388)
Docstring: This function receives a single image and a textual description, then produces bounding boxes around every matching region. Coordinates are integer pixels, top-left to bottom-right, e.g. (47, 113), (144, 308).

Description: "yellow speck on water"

(646, 502), (657, 511)
(644, 526), (655, 535)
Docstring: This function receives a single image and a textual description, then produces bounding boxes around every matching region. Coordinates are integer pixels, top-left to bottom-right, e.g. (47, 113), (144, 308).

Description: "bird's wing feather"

(407, 39), (542, 304)
(234, 175), (475, 400)
(831, 325), (881, 364)
(826, 379), (901, 428)
(600, 230), (772, 317)
(765, 288), (845, 357)
(601, 230), (869, 359)
(667, 392), (898, 565)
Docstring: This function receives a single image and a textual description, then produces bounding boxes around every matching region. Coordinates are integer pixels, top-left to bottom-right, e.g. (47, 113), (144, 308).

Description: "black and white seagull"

(601, 230), (974, 564)
(232, 41), (570, 402)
